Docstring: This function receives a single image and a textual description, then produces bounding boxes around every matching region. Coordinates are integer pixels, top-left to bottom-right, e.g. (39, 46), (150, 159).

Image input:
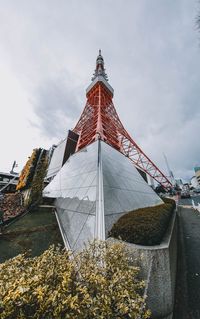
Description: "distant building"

(194, 167), (200, 187)
(0, 172), (19, 193)
(175, 179), (183, 189)
(191, 176), (199, 189)
(46, 131), (79, 181)
(147, 175), (155, 188)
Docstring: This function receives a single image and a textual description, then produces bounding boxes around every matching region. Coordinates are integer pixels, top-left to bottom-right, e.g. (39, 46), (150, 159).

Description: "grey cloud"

(0, 0), (199, 181)
(30, 74), (83, 139)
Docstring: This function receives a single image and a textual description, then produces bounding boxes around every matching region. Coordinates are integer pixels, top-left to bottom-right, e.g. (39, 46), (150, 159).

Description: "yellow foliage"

(16, 149), (38, 191)
(0, 241), (151, 319)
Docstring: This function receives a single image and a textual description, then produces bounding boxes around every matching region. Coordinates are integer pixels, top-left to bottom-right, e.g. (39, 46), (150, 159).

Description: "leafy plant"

(16, 149), (40, 191)
(28, 150), (48, 206)
(16, 148), (48, 207)
(0, 241), (150, 319)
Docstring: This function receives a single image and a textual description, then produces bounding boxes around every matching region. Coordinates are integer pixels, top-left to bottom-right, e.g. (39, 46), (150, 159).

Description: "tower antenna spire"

(91, 49), (108, 82)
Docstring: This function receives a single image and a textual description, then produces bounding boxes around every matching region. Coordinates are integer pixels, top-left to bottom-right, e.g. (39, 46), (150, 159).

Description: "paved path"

(174, 206), (200, 319)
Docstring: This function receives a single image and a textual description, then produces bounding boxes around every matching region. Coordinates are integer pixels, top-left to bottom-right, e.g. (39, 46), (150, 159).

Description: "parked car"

(193, 188), (200, 194)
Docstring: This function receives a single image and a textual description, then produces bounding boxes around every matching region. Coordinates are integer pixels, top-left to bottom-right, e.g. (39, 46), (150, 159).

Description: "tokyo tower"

(73, 50), (171, 189)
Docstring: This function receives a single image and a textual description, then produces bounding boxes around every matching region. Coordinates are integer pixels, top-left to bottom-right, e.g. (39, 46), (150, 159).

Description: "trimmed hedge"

(109, 197), (176, 246)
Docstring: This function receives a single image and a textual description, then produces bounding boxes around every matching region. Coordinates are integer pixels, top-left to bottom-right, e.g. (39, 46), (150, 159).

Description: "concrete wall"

(22, 189), (31, 206)
(108, 210), (177, 319)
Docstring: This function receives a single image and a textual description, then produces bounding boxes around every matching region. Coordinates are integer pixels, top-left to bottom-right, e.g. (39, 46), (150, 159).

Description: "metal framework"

(73, 50), (172, 189)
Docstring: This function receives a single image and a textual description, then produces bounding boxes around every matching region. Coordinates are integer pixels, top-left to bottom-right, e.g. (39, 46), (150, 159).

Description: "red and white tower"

(73, 50), (171, 189)
(44, 51), (169, 251)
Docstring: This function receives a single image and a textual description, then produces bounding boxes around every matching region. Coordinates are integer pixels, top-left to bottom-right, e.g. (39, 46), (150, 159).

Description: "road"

(173, 196), (200, 319)
(178, 194), (200, 206)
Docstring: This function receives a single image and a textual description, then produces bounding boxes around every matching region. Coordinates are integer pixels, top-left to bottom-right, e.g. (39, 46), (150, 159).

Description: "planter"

(108, 210), (177, 319)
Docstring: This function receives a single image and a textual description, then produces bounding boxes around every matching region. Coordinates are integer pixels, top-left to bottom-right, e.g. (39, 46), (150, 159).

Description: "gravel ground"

(173, 205), (200, 319)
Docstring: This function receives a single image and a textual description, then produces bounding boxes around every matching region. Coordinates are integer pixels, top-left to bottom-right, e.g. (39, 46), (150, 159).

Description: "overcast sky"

(0, 0), (199, 182)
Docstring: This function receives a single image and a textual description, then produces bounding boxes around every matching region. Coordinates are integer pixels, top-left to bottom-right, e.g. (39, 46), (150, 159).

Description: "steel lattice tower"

(73, 50), (171, 189)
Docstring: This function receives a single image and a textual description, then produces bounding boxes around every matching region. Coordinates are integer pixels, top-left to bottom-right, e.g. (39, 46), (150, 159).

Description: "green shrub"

(109, 198), (176, 246)
(162, 197), (176, 208)
(0, 241), (150, 319)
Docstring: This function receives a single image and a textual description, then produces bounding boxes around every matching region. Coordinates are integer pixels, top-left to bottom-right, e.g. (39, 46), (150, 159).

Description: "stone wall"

(108, 210), (177, 319)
